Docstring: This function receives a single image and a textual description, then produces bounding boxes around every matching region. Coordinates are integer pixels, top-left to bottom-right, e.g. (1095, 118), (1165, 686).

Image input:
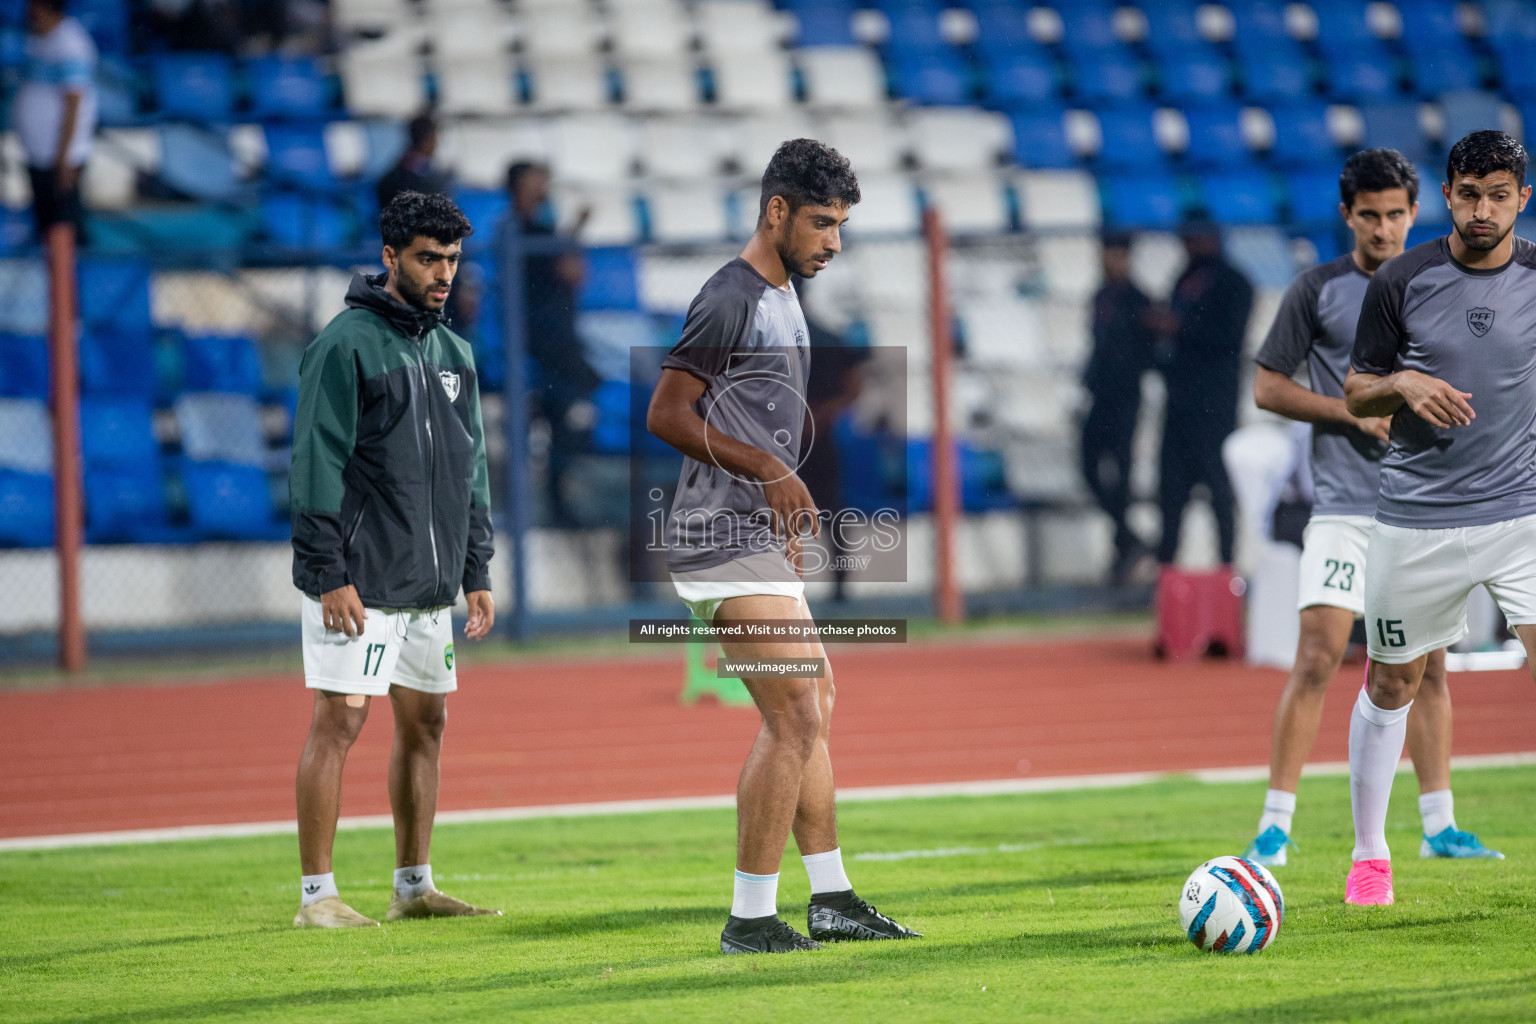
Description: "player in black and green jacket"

(289, 191), (499, 928)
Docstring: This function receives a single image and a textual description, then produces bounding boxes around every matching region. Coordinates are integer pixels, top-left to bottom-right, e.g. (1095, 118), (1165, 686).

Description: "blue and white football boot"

(1421, 826), (1504, 859)
(1243, 825), (1298, 867)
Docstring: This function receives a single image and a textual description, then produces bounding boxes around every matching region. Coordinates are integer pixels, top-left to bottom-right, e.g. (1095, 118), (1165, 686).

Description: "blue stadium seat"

(1361, 103), (1433, 164)
(74, 0), (130, 56)
(263, 124), (335, 189)
(1140, 0), (1204, 55)
(1266, 104), (1337, 167)
(1409, 46), (1483, 98)
(80, 397), (157, 469)
(590, 379), (631, 454)
(1311, 0), (1372, 55)
(1497, 47), (1536, 99)
(1236, 42), (1313, 103)
(156, 125), (240, 202)
(1485, 0), (1536, 46)
(175, 392), (268, 467)
(1183, 106), (1250, 167)
(1096, 106), (1162, 168)
(1008, 106), (1074, 168)
(78, 257), (154, 338)
(181, 461), (281, 540)
(885, 3), (944, 51)
(85, 464), (171, 543)
(81, 331), (156, 398)
(152, 53), (236, 121)
(1157, 47), (1233, 103)
(181, 335), (263, 395)
(0, 396), (53, 474)
(1396, 0), (1465, 54)
(889, 47), (970, 105)
(1440, 91), (1505, 148)
(970, 1), (1035, 62)
(247, 56), (331, 118)
(453, 189), (509, 243)
(261, 193), (353, 250)
(1325, 47), (1400, 102)
(982, 46), (1059, 105)
(1226, 0), (1291, 47)
(792, 2), (856, 47)
(1412, 164), (1448, 223)
(1101, 172), (1185, 228)
(0, 470), (52, 547)
(1198, 168), (1279, 223)
(579, 247), (641, 310)
(1285, 168), (1344, 223)
(360, 120), (409, 180)
(0, 334), (48, 399)
(1055, 2), (1118, 54)
(1069, 46), (1143, 104)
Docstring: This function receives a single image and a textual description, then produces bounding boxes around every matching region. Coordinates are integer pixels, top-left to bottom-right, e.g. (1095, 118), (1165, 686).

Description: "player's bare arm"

(647, 367), (820, 541)
(1254, 366), (1390, 442)
(1344, 367), (1474, 427)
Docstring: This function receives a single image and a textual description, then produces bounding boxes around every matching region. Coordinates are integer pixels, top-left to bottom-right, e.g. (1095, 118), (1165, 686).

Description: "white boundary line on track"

(5, 752), (1534, 853)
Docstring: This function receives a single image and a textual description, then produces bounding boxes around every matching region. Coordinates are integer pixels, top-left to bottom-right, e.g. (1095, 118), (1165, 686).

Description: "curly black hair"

(379, 190), (473, 250)
(1446, 129), (1528, 188)
(1340, 148), (1419, 209)
(758, 139), (861, 222)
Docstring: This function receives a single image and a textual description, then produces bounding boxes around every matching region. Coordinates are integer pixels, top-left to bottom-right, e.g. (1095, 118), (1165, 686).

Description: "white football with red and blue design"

(1178, 855), (1284, 954)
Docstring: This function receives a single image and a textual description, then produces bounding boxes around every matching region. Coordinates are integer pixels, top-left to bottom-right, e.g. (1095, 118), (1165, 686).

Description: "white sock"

(802, 848), (853, 896)
(1419, 789), (1456, 837)
(300, 872), (337, 906)
(731, 869), (778, 919)
(1349, 687), (1412, 862)
(1257, 789), (1297, 837)
(394, 864), (434, 900)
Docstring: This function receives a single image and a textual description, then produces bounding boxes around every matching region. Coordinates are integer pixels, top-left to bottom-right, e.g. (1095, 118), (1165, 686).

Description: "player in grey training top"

(1341, 131), (1534, 906)
(647, 139), (919, 954)
(1244, 150), (1477, 869)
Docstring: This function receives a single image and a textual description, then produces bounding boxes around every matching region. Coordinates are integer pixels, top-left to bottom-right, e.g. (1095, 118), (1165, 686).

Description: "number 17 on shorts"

(301, 597), (404, 696)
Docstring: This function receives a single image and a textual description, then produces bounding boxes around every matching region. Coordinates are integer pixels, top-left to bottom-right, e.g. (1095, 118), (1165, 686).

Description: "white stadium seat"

(608, 1), (694, 58)
(905, 107), (1012, 171)
(732, 110), (816, 173)
(548, 114), (637, 185)
(798, 46), (886, 108)
(1035, 233), (1102, 300)
(85, 128), (161, 209)
(0, 398), (52, 473)
(517, 5), (604, 59)
(429, 10), (510, 59)
(635, 118), (733, 179)
(439, 119), (549, 189)
(695, 0), (786, 54)
(957, 296), (1050, 370)
(322, 121), (368, 178)
(553, 185), (641, 246)
(226, 124), (267, 174)
(1014, 170), (1101, 231)
(619, 59), (701, 112)
(340, 49), (427, 119)
(842, 173), (920, 235)
(435, 57), (518, 116)
(526, 59), (610, 112)
(645, 181), (731, 242)
(922, 173), (1011, 235)
(333, 0), (411, 31)
(711, 51), (794, 110)
(817, 114), (907, 174)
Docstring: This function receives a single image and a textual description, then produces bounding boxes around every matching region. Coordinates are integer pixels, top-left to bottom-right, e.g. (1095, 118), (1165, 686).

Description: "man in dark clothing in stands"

(1080, 232), (1156, 584)
(376, 115), (449, 209)
(506, 160), (601, 524)
(1158, 216), (1254, 567)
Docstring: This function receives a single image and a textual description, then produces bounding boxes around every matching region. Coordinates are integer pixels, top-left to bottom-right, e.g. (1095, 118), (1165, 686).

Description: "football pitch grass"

(4, 766), (1534, 1023)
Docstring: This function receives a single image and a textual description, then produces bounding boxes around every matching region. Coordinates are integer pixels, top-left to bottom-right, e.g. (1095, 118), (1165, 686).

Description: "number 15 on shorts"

(1376, 618), (1405, 648)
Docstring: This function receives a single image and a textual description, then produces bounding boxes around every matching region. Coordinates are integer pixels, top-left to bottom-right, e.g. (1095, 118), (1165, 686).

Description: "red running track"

(6, 636), (1536, 840)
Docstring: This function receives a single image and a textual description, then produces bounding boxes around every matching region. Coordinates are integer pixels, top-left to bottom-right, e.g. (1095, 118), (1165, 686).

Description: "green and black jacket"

(290, 272), (493, 609)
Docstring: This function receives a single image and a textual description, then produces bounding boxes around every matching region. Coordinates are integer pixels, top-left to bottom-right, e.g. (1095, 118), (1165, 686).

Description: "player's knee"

(403, 703), (448, 745)
(313, 705), (367, 746)
(1293, 636), (1343, 689)
(1366, 663), (1419, 707)
(765, 682), (822, 754)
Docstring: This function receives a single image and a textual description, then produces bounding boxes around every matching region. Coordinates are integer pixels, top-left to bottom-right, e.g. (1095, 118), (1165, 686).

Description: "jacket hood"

(345, 272), (444, 339)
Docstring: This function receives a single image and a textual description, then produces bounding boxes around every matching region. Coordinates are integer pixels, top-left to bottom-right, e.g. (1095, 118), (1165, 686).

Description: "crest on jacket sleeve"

(439, 370), (461, 401)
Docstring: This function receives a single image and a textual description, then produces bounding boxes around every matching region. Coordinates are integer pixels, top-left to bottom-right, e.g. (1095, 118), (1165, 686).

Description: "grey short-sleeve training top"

(1351, 235), (1536, 529)
(661, 257), (811, 573)
(1255, 253), (1385, 517)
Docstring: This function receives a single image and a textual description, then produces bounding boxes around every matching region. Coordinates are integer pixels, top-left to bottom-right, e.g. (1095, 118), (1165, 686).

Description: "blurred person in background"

(506, 160), (602, 524)
(17, 0), (96, 242)
(289, 192), (498, 928)
(1157, 215), (1254, 568)
(1080, 231), (1156, 585)
(376, 115), (448, 209)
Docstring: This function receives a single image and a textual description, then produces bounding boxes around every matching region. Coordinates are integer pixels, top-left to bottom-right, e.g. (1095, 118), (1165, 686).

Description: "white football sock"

(1419, 789), (1456, 837)
(393, 864), (434, 900)
(300, 872), (337, 907)
(1257, 789), (1297, 837)
(802, 848), (853, 896)
(731, 869), (778, 919)
(1349, 687), (1412, 862)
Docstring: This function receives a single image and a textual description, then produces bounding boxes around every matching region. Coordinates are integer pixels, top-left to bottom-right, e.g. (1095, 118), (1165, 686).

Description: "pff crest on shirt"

(1466, 307), (1495, 337)
(439, 370), (461, 401)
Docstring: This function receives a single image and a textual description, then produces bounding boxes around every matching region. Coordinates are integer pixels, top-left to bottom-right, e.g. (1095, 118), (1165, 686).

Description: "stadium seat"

(889, 47), (970, 105)
(696, 0), (785, 54)
(1183, 106), (1252, 167)
(1324, 47), (1400, 102)
(1226, 0), (1292, 48)
(1409, 46), (1483, 98)
(78, 257), (153, 338)
(1360, 103), (1433, 165)
(907, 108), (1012, 172)
(181, 460), (280, 540)
(1235, 42), (1313, 103)
(1439, 91), (1506, 148)
(793, 4), (856, 47)
(551, 184), (641, 245)
(712, 51), (796, 109)
(1008, 106), (1074, 168)
(452, 188), (509, 241)
(1014, 170), (1100, 230)
(262, 124), (334, 189)
(578, 247), (641, 311)
(635, 118), (732, 178)
(980, 46), (1059, 105)
(1197, 168), (1279, 224)
(181, 335), (263, 396)
(1157, 47), (1232, 104)
(619, 59), (703, 112)
(175, 392), (268, 468)
(0, 469), (52, 547)
(970, 2), (1034, 61)
(1095, 106), (1162, 168)
(1496, 48), (1536, 102)
(842, 173), (920, 233)
(1396, 0), (1466, 54)
(437, 57), (520, 116)
(1054, 2), (1119, 55)
(440, 119), (549, 190)
(80, 331), (156, 398)
(246, 57), (331, 119)
(549, 115), (636, 185)
(1101, 173), (1184, 229)
(518, 4), (603, 59)
(884, 3), (944, 51)
(339, 48), (427, 119)
(922, 173), (1011, 234)
(80, 397), (157, 470)
(588, 378), (633, 454)
(322, 120), (407, 180)
(799, 46), (886, 107)
(1068, 46), (1144, 104)
(74, 0), (130, 56)
(85, 464), (171, 543)
(1265, 104), (1337, 167)
(1284, 167), (1344, 223)
(155, 125), (240, 202)
(818, 114), (907, 174)
(260, 193), (354, 251)
(734, 110), (817, 172)
(0, 334), (48, 400)
(609, 0), (695, 58)
(527, 59), (614, 112)
(333, 0), (411, 32)
(1141, 0), (1206, 54)
(152, 53), (236, 121)
(644, 182), (730, 242)
(0, 397), (53, 474)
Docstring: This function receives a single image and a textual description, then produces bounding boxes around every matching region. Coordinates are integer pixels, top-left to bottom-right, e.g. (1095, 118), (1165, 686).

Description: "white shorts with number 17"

(1297, 515), (1372, 616)
(301, 596), (457, 696)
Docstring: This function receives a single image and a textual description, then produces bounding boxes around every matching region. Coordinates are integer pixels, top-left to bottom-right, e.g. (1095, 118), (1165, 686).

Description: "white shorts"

(1297, 514), (1372, 616)
(301, 596), (458, 696)
(670, 550), (805, 624)
(1365, 514), (1536, 664)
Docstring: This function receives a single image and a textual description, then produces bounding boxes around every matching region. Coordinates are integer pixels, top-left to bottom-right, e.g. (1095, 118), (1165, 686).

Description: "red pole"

(924, 208), (963, 625)
(47, 222), (85, 672)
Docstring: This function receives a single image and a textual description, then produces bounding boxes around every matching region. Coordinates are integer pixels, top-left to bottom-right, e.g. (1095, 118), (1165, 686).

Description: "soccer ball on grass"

(1177, 855), (1283, 954)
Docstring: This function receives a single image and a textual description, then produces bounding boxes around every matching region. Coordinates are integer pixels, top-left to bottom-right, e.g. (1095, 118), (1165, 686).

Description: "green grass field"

(4, 766), (1534, 1023)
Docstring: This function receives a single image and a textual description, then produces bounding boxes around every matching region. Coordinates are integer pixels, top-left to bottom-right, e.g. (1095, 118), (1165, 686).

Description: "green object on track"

(681, 620), (754, 706)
